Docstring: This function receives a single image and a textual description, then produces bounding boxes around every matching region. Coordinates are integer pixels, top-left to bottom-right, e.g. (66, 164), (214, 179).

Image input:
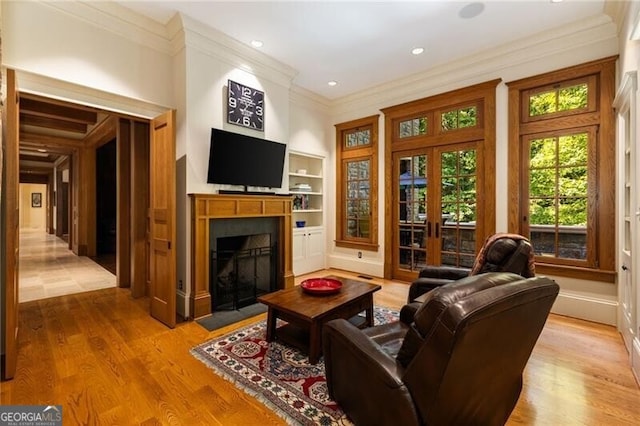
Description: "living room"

(2, 0), (640, 424)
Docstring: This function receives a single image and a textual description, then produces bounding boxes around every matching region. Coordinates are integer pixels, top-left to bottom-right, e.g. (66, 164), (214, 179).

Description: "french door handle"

(435, 223), (440, 238)
(427, 221), (432, 238)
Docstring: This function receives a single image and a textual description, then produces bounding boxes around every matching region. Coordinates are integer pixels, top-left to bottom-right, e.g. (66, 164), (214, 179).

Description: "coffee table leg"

(265, 307), (276, 342)
(308, 321), (322, 365)
(365, 296), (374, 327)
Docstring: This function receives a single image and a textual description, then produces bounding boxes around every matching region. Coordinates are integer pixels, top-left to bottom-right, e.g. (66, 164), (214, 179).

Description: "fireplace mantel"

(189, 193), (294, 319)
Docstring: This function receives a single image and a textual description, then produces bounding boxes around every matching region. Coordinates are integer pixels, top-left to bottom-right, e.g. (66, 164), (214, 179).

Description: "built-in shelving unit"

(289, 151), (325, 275)
(289, 151), (323, 228)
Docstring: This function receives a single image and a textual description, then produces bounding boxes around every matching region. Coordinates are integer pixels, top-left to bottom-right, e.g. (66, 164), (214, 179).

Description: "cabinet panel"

(293, 227), (325, 275)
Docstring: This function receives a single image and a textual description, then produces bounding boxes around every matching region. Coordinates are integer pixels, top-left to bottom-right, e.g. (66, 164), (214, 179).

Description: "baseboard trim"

(177, 290), (188, 320)
(552, 291), (618, 325)
(327, 254), (383, 278)
(632, 337), (640, 387)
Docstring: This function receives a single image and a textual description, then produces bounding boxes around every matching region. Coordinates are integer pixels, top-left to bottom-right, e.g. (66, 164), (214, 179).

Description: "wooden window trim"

(335, 115), (379, 251)
(507, 56), (617, 280)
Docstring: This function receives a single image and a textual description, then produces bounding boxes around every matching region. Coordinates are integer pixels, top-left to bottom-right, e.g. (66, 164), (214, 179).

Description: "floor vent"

(357, 275), (373, 280)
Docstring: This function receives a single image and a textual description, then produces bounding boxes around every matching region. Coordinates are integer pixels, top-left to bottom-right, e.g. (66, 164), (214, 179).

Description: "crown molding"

(179, 14), (298, 89)
(330, 14), (618, 117)
(43, 0), (173, 55)
(289, 85), (331, 113)
(16, 69), (170, 119)
(604, 0), (630, 37)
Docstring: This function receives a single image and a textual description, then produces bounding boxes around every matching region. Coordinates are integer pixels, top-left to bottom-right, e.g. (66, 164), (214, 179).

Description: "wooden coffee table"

(257, 277), (381, 364)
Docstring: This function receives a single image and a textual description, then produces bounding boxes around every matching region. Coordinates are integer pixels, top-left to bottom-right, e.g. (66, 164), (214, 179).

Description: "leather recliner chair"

(401, 233), (535, 324)
(323, 272), (559, 426)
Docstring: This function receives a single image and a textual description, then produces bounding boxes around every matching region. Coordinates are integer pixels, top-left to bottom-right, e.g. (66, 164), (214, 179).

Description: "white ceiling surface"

(116, 1), (607, 100)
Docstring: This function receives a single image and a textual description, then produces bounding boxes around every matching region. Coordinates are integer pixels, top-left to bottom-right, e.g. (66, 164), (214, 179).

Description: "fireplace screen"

(211, 233), (277, 310)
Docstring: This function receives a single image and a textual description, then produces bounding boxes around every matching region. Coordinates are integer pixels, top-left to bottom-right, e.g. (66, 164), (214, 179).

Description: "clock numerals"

(227, 80), (264, 131)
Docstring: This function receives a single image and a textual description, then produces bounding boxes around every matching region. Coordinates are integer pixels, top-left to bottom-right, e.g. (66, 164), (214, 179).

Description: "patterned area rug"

(191, 306), (399, 425)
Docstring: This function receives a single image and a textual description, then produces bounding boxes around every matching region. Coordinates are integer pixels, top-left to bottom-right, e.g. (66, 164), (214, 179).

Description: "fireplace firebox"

(211, 233), (276, 310)
(209, 217), (280, 311)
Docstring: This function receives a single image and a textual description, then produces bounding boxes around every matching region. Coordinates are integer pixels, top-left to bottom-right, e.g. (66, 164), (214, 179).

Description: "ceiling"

(116, 0), (607, 99)
(18, 94), (110, 180)
(19, 0), (609, 175)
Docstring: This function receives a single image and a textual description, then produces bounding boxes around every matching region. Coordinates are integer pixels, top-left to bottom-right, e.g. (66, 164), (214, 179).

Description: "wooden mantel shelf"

(189, 193), (294, 319)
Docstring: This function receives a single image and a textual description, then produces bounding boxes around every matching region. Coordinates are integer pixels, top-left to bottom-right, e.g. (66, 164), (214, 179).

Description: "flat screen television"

(207, 128), (286, 189)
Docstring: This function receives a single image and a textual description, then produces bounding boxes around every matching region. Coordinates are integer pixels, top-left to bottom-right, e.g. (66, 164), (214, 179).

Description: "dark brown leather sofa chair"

(400, 233), (535, 324)
(409, 233), (535, 303)
(323, 272), (559, 426)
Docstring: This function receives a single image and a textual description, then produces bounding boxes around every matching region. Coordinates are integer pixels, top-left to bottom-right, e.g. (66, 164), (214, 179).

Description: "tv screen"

(207, 128), (286, 188)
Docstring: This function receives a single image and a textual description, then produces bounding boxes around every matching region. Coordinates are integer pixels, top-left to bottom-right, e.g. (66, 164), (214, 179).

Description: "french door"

(392, 142), (482, 281)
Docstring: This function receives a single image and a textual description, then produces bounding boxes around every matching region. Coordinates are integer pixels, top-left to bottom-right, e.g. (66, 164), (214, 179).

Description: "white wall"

(19, 184), (47, 230)
(2, 1), (174, 109)
(326, 14), (621, 324)
(2, 0), (633, 325)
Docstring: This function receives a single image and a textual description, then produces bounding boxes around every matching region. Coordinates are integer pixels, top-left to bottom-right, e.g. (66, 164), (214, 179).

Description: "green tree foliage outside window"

(528, 133), (588, 228)
(440, 149), (477, 223)
(529, 83), (588, 116)
(441, 106), (477, 131)
(399, 117), (428, 138)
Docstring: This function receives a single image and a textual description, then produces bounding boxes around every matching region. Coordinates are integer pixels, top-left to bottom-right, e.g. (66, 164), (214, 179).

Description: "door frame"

(2, 70), (177, 380)
(614, 71), (639, 378)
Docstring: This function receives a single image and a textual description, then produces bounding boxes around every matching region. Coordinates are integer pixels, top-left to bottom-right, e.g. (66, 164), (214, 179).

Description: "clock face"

(227, 80), (264, 131)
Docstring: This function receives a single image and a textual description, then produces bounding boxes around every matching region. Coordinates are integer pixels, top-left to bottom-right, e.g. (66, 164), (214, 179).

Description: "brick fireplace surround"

(189, 193), (294, 319)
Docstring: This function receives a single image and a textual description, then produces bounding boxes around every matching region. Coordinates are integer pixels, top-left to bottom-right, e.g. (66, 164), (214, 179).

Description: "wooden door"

(2, 69), (20, 379)
(391, 142), (482, 282)
(616, 73), (638, 355)
(149, 110), (176, 327)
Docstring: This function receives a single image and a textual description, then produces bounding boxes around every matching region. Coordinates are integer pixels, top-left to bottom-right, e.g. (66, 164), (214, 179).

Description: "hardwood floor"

(2, 269), (639, 425)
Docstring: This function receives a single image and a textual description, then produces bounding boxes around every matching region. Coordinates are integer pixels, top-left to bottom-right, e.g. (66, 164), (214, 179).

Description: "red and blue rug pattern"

(190, 306), (399, 425)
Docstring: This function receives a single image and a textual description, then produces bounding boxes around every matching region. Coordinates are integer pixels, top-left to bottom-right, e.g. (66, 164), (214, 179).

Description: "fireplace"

(210, 217), (280, 310)
(190, 193), (294, 319)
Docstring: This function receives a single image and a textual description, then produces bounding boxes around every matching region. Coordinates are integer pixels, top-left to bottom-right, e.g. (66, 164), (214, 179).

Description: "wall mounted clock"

(227, 80), (264, 131)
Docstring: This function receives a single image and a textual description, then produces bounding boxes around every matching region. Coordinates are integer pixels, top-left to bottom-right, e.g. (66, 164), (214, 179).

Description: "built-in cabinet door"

(615, 72), (638, 360)
(292, 230), (306, 268)
(292, 227), (325, 276)
(392, 142), (481, 282)
(306, 228), (325, 272)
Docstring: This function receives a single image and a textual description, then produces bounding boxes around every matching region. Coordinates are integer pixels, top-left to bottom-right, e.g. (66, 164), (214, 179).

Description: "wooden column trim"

(189, 193), (294, 319)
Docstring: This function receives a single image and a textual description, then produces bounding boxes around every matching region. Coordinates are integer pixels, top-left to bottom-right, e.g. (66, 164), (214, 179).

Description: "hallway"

(19, 229), (116, 303)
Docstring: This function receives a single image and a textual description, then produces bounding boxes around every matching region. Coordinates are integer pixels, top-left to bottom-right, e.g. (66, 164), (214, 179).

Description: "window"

(382, 79), (498, 282)
(399, 117), (428, 138)
(508, 57), (616, 282)
(441, 105), (477, 131)
(335, 115), (379, 251)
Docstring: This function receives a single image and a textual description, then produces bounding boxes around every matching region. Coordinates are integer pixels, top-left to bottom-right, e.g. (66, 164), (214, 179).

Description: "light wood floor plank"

(2, 268), (639, 425)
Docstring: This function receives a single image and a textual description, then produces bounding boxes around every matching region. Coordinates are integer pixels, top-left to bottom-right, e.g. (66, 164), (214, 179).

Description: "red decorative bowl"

(300, 278), (343, 295)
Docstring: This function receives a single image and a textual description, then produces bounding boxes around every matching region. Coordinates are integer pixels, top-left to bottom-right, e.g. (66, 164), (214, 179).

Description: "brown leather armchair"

(323, 272), (559, 426)
(401, 233), (535, 324)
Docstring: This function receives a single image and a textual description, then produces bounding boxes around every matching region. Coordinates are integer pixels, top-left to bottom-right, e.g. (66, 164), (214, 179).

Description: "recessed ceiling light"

(411, 47), (425, 55)
(250, 40), (263, 48)
(550, 0), (563, 3)
(459, 2), (485, 19)
(328, 81), (338, 86)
